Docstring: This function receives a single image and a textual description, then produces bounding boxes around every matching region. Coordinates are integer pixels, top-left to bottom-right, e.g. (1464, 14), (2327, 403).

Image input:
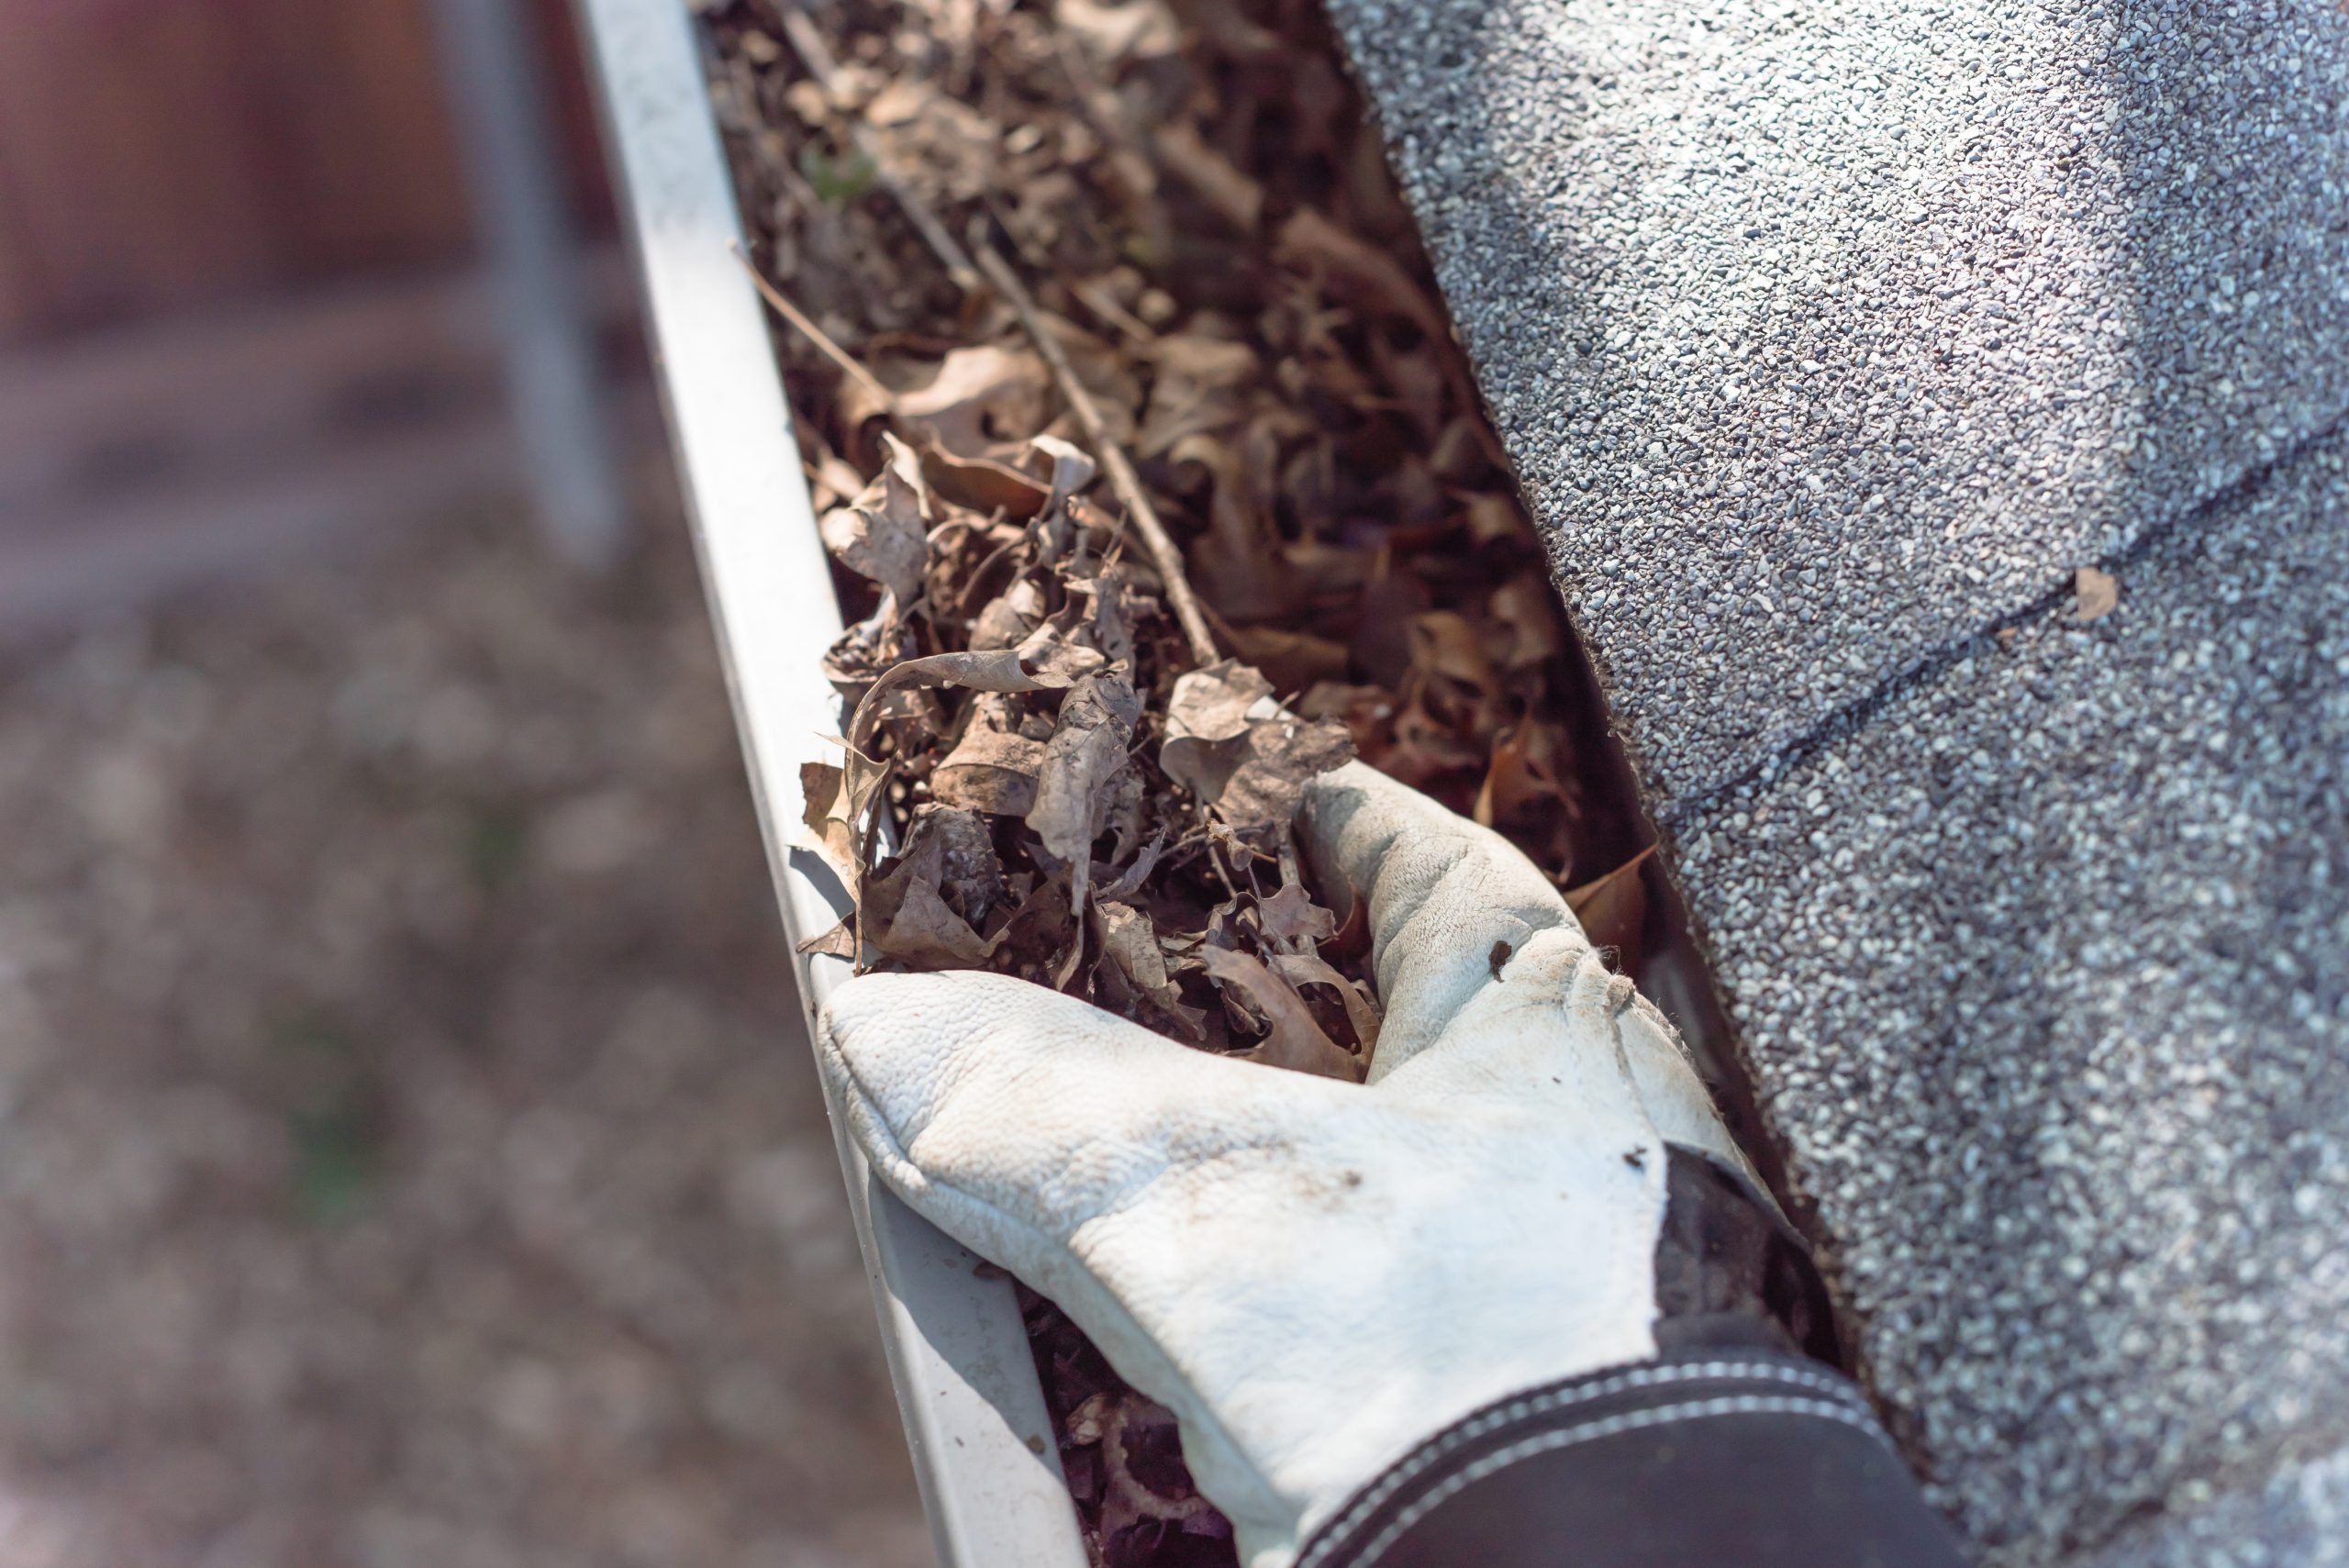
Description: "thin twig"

(776, 3), (984, 295)
(730, 244), (898, 413)
(973, 242), (1220, 668)
(1070, 277), (1157, 346)
(1197, 803), (1241, 902)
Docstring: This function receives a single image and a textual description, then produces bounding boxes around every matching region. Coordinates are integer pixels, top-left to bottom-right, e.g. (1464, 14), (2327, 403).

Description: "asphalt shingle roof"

(1323, 0), (2349, 1560)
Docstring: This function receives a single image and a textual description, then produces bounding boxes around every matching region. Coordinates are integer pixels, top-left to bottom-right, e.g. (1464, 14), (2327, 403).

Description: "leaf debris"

(707, 0), (1664, 1558)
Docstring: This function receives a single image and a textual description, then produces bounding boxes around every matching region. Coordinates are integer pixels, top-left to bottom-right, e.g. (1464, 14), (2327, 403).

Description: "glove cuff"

(1292, 1351), (1957, 1568)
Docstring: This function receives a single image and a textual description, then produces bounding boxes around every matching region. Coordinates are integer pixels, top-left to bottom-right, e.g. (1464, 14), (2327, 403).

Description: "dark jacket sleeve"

(1295, 1350), (1967, 1568)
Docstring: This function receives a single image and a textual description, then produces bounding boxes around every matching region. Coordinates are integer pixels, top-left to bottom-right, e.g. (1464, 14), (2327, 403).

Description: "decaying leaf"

(1056, 0), (1182, 66)
(970, 577), (1050, 651)
(1489, 573), (1566, 670)
(863, 806), (1005, 967)
(1098, 1395), (1219, 1545)
(2075, 565), (2120, 622)
(818, 432), (930, 603)
(797, 917), (859, 959)
(1269, 951), (1382, 1052)
(1032, 432), (1098, 517)
(1152, 119), (1264, 233)
(714, 1), (1677, 1553)
(1163, 659), (1272, 760)
(921, 441), (1052, 517)
(1408, 610), (1498, 695)
(1169, 708), (1355, 833)
(1256, 878), (1336, 951)
(932, 695), (1050, 815)
(1012, 610), (1112, 687)
(1475, 720), (1567, 831)
(1201, 947), (1360, 1081)
(897, 344), (1052, 459)
(799, 758), (863, 885)
(1567, 845), (1657, 962)
(1156, 661), (1353, 831)
(1093, 899), (1205, 1037)
(1030, 674), (1144, 877)
(1223, 623), (1350, 694)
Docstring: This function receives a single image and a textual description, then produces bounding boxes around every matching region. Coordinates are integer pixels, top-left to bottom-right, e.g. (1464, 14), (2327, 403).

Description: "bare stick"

(730, 244), (898, 413)
(1070, 277), (1156, 346)
(973, 242), (1219, 667)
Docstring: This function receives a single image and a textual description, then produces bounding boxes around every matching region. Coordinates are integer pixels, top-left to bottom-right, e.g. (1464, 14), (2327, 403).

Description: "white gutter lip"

(566, 3), (1090, 1563)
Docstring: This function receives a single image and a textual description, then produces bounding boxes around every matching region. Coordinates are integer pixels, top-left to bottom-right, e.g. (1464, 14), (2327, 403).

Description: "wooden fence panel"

(0, 0), (605, 344)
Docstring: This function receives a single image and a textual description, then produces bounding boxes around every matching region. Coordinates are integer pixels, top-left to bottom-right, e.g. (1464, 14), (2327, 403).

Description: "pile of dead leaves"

(797, 421), (1376, 1079)
(701, 0), (1659, 1560)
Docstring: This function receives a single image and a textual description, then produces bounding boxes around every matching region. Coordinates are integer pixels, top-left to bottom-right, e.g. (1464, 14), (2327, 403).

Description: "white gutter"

(567, 3), (1089, 1562)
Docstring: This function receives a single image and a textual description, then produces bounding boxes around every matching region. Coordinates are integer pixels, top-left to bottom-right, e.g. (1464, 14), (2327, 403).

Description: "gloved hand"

(817, 761), (1761, 1568)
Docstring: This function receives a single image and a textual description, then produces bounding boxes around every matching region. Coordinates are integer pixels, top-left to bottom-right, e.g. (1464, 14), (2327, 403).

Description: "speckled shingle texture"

(1677, 431), (2349, 1562)
(1331, 0), (2349, 812)
(1322, 0), (2349, 1562)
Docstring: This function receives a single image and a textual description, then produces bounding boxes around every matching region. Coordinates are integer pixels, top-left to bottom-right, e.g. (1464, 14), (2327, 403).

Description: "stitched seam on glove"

(1295, 1358), (1873, 1567)
(813, 1018), (1293, 1536)
(1340, 1395), (1897, 1568)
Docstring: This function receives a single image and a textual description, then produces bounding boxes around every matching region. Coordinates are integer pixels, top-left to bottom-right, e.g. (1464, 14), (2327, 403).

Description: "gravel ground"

(0, 503), (930, 1568)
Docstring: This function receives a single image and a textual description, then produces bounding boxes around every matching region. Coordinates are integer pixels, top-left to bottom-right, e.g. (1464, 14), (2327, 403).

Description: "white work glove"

(817, 761), (1757, 1568)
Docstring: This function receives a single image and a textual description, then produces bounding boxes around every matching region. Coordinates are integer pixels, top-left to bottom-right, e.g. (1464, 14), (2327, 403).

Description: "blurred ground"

(0, 498), (930, 1568)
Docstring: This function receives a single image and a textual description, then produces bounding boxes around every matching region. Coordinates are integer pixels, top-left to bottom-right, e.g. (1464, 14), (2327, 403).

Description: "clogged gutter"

(700, 2), (1705, 1561)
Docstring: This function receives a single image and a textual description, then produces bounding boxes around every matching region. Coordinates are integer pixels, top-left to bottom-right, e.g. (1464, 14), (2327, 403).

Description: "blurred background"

(0, 1), (927, 1562)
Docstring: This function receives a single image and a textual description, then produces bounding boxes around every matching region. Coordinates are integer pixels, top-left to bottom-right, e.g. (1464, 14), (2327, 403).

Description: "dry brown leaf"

(1056, 0), (1183, 65)
(932, 710), (1049, 815)
(1489, 573), (1566, 670)
(1134, 333), (1260, 459)
(1031, 432), (1099, 517)
(864, 809), (1002, 968)
(970, 578), (1050, 651)
(842, 648), (1086, 902)
(913, 806), (1008, 927)
(1161, 661), (1355, 831)
(920, 442), (1052, 517)
(1012, 612), (1113, 686)
(820, 598), (911, 695)
(1167, 0), (1282, 58)
(1268, 951), (1382, 1052)
(1256, 879), (1337, 951)
(1152, 119), (1263, 233)
(799, 759), (863, 885)
(1222, 623), (1350, 694)
(1566, 844), (1657, 961)
(1274, 207), (1453, 350)
(897, 344), (1052, 459)
(797, 917), (859, 959)
(1093, 899), (1204, 1037)
(1098, 1395), (1219, 1541)
(1028, 674), (1144, 868)
(1462, 492), (1535, 546)
(1212, 715), (1354, 830)
(1474, 721), (1565, 829)
(809, 448), (868, 510)
(1096, 828), (1168, 902)
(2075, 565), (2119, 622)
(1064, 565), (1143, 667)
(1166, 711), (1354, 833)
(1164, 660), (1273, 750)
(1201, 947), (1360, 1081)
(819, 433), (930, 603)
(1408, 610), (1499, 695)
